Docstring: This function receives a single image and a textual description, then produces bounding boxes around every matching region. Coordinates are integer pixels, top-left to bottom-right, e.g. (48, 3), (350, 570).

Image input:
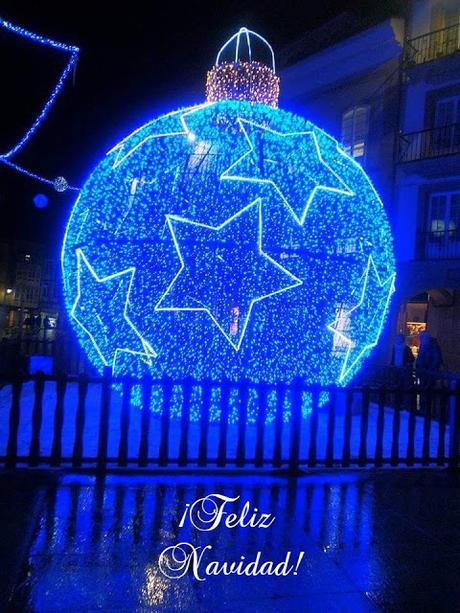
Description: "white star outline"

(155, 198), (303, 351)
(106, 103), (214, 169)
(71, 248), (157, 373)
(220, 118), (355, 226)
(327, 255), (396, 383)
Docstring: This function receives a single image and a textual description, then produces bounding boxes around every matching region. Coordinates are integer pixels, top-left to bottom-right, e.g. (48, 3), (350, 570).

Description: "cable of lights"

(0, 16), (80, 191)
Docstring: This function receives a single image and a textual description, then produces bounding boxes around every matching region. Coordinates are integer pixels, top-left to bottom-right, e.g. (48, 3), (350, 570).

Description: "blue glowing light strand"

(0, 16), (79, 159)
(220, 118), (354, 226)
(155, 198), (303, 351)
(327, 255), (396, 383)
(0, 158), (80, 191)
(71, 248), (157, 373)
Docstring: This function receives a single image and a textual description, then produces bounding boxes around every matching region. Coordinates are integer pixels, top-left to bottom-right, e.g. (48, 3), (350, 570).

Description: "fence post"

(358, 387), (369, 467)
(29, 372), (46, 467)
(51, 377), (67, 466)
(391, 388), (402, 467)
(236, 380), (249, 468)
(273, 383), (285, 468)
(72, 374), (88, 467)
(217, 380), (231, 467)
(308, 386), (319, 468)
(422, 388), (432, 466)
(255, 383), (267, 468)
(178, 377), (193, 467)
(6, 380), (23, 468)
(342, 389), (353, 468)
(159, 376), (172, 467)
(289, 378), (303, 473)
(374, 387), (385, 467)
(118, 379), (132, 467)
(406, 386), (416, 467)
(325, 387), (336, 468)
(437, 387), (448, 466)
(448, 381), (460, 469)
(138, 376), (152, 467)
(198, 379), (211, 467)
(97, 366), (111, 470)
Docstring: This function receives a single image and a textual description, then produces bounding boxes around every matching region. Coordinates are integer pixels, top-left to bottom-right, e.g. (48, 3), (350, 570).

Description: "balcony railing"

(406, 22), (460, 65)
(417, 230), (460, 260)
(399, 123), (460, 162)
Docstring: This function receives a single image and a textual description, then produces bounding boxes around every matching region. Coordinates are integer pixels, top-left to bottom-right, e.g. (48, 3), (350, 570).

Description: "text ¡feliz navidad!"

(158, 493), (305, 581)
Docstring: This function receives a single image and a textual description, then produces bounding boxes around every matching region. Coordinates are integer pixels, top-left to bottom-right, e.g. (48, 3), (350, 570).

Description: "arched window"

(341, 106), (370, 161)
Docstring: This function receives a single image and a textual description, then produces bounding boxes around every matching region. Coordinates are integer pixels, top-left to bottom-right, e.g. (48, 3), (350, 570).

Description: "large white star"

(106, 103), (212, 169)
(71, 249), (156, 373)
(155, 198), (303, 351)
(221, 118), (354, 225)
(327, 255), (395, 382)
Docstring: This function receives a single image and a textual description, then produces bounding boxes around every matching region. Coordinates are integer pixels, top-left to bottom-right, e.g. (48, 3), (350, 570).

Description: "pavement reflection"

(10, 470), (460, 612)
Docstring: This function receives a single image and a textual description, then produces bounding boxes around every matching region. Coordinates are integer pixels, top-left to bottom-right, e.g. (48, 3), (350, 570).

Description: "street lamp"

(5, 288), (13, 295)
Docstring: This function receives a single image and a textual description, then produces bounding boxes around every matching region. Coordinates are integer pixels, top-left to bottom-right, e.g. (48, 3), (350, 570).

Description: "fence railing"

(416, 230), (460, 260)
(405, 22), (460, 65)
(1, 368), (459, 471)
(399, 123), (460, 162)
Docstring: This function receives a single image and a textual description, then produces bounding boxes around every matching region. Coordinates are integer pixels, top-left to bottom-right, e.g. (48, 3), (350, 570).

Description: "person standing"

(391, 334), (414, 388)
(416, 331), (443, 387)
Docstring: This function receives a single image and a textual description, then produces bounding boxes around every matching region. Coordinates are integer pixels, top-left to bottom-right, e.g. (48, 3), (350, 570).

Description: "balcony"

(399, 123), (460, 162)
(405, 22), (460, 65)
(416, 229), (460, 260)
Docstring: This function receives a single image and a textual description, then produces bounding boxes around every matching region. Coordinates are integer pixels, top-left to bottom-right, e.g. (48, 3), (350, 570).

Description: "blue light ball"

(33, 193), (49, 209)
(62, 101), (395, 418)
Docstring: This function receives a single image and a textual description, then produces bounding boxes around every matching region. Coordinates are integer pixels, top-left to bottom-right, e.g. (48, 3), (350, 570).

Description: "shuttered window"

(341, 106), (370, 161)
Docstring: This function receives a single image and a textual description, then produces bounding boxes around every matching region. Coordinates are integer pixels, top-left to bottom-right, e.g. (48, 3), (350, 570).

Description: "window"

(428, 191), (460, 243)
(433, 95), (460, 151)
(429, 2), (460, 59)
(341, 106), (370, 161)
(25, 286), (35, 302)
(431, 1), (460, 31)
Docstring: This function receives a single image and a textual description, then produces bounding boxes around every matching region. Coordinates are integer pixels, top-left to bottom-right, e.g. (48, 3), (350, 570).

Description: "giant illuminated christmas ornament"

(62, 27), (395, 419)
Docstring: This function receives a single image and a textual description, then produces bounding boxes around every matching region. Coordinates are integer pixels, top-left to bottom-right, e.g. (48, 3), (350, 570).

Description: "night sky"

(0, 0), (404, 249)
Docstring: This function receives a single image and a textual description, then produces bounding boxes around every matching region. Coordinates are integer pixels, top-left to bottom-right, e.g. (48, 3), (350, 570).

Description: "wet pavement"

(2, 469), (460, 612)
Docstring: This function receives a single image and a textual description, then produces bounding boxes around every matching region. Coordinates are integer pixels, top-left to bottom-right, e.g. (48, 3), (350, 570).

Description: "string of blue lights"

(0, 16), (80, 191)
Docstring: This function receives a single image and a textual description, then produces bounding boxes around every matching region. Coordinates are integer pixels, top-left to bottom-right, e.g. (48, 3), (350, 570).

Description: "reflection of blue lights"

(33, 193), (49, 209)
(62, 100), (395, 420)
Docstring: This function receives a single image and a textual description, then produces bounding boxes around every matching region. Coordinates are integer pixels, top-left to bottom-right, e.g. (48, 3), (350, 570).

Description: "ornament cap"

(206, 27), (280, 108)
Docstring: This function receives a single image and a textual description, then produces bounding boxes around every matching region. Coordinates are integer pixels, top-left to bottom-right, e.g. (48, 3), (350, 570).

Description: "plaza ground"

(1, 468), (460, 612)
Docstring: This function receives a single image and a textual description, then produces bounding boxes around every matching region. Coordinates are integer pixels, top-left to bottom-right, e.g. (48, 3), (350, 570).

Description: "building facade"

(280, 0), (460, 374)
(0, 240), (61, 338)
